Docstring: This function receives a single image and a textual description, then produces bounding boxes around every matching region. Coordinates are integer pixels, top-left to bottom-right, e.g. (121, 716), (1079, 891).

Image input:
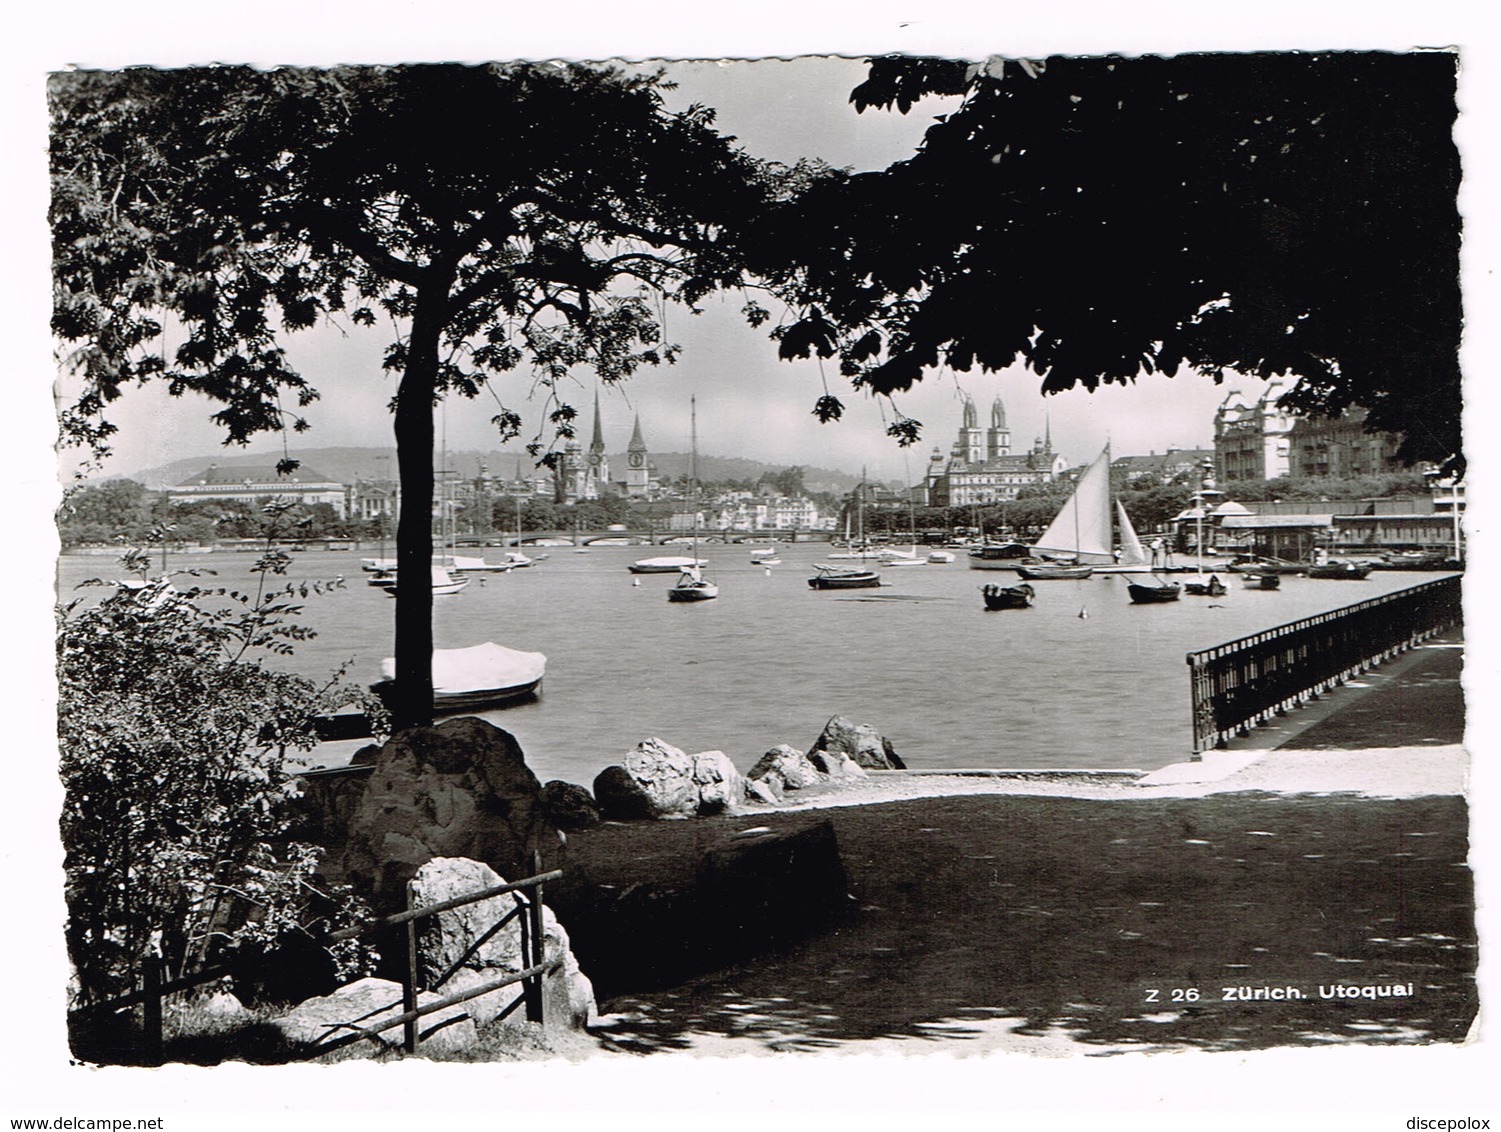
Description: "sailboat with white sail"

(668, 396), (718, 603)
(1022, 445), (1157, 576)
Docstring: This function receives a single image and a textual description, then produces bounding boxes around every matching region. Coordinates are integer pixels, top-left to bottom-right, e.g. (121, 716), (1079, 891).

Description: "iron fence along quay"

(1186, 575), (1462, 754)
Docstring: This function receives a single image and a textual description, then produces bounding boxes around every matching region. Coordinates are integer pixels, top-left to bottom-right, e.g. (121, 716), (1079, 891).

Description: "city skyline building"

(925, 394), (1069, 507)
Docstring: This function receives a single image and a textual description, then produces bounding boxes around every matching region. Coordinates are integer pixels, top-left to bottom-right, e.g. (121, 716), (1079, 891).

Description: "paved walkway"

(1212, 629), (1465, 752)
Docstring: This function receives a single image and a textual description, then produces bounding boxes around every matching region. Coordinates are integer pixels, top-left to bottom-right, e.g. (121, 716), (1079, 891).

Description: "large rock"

(592, 765), (655, 821)
(539, 780), (601, 831)
(273, 977), (477, 1058)
(745, 776), (782, 805)
(594, 738), (744, 820)
(809, 749), (869, 780)
(808, 715), (906, 770)
(691, 750), (744, 815)
(748, 744), (823, 792)
(553, 820), (851, 995)
(411, 857), (596, 1031)
(341, 718), (555, 906)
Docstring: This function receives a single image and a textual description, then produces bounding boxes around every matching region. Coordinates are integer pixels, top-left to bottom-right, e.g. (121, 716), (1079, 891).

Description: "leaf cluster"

(50, 63), (792, 463)
(749, 52), (1462, 469)
(57, 562), (384, 1004)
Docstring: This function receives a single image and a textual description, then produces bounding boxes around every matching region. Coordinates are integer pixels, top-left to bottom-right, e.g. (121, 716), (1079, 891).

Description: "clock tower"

(586, 388), (609, 498)
(626, 414), (651, 497)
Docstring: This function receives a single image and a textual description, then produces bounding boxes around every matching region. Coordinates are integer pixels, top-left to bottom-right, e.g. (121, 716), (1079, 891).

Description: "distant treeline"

(56, 470), (1435, 550)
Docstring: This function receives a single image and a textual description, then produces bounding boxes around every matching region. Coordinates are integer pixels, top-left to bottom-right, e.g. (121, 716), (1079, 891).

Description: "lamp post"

(1192, 458), (1223, 574)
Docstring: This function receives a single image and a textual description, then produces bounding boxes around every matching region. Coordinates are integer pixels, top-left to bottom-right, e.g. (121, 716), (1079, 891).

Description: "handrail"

(327, 869), (562, 942)
(1186, 575), (1461, 753)
(98, 855), (562, 1064)
(308, 957), (564, 1058)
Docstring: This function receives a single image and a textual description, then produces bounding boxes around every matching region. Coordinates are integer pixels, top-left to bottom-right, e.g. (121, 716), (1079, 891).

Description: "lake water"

(56, 546), (1453, 786)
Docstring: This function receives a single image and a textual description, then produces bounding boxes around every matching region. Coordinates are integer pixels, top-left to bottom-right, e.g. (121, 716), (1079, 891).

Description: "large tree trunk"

(391, 300), (444, 731)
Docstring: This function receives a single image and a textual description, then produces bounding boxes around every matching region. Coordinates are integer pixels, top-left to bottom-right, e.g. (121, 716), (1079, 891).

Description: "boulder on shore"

(691, 750), (744, 815)
(540, 780), (601, 831)
(810, 749), (869, 780)
(341, 717), (556, 906)
(747, 744), (823, 793)
(592, 765), (657, 821)
(594, 738), (744, 820)
(809, 715), (905, 770)
(411, 857), (596, 1031)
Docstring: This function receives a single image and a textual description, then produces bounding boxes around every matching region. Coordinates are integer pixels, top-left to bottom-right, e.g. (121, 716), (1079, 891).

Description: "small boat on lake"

(1183, 574), (1227, 596)
(1016, 562), (1095, 581)
(665, 396), (718, 604)
(927, 550), (956, 564)
(667, 563), (719, 602)
(966, 542), (1031, 570)
(1307, 560), (1373, 580)
(370, 641), (546, 714)
(877, 549), (926, 567)
(383, 564), (469, 596)
(1127, 576), (1182, 603)
(981, 582), (1035, 610)
(808, 564), (882, 590)
(630, 555), (707, 574)
(1227, 555), (1308, 575)
(437, 553), (516, 573)
(1243, 572), (1281, 590)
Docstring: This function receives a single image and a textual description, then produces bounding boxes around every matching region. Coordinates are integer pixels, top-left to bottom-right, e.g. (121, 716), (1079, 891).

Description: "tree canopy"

(750, 51), (1463, 470)
(51, 63), (796, 727)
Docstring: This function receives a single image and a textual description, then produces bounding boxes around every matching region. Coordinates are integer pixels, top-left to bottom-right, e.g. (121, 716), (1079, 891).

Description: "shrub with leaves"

(58, 530), (383, 1005)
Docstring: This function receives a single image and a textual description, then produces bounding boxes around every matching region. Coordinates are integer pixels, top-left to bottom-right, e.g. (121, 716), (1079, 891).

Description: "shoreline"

(754, 744), (1467, 811)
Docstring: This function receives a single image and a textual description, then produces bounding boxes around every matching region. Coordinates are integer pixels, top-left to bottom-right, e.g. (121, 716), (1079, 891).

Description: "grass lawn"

(561, 791), (1475, 1054)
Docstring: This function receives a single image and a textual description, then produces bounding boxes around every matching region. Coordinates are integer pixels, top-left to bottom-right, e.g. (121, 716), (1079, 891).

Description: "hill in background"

(127, 447), (874, 495)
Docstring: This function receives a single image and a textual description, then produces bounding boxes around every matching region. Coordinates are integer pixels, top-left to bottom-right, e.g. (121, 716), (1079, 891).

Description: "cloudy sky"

(57, 54), (1234, 485)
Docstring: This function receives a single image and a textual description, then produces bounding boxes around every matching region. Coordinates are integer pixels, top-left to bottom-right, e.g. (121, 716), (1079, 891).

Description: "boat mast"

(859, 466), (867, 548)
(689, 395), (699, 557)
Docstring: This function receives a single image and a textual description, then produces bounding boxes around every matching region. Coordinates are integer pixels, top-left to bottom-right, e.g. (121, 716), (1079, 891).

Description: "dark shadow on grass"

(569, 793), (1477, 1055)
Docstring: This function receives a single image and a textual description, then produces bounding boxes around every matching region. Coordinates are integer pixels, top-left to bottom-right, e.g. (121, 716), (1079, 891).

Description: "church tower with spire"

(585, 388), (609, 498)
(986, 395), (1012, 462)
(625, 414), (651, 497)
(960, 395), (985, 464)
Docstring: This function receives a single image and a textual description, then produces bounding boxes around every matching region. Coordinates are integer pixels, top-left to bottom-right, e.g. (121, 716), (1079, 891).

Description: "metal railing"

(1186, 575), (1461, 754)
(79, 852), (562, 1064)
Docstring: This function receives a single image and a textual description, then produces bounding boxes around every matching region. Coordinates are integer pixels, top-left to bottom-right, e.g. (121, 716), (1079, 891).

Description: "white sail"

(1115, 500), (1149, 566)
(1031, 447), (1114, 562)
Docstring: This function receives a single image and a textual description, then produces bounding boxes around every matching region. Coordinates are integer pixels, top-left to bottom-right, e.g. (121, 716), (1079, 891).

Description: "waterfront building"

(1172, 490), (1464, 560)
(167, 464), (348, 518)
(714, 494), (829, 533)
(925, 394), (1068, 507)
(1285, 408), (1403, 479)
(1213, 380), (1295, 482)
(1214, 381), (1408, 486)
(1112, 448), (1216, 486)
(349, 479), (400, 523)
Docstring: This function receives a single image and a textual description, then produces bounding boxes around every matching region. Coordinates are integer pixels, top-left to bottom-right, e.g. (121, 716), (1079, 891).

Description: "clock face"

(628, 453), (644, 468)
(589, 454), (602, 467)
